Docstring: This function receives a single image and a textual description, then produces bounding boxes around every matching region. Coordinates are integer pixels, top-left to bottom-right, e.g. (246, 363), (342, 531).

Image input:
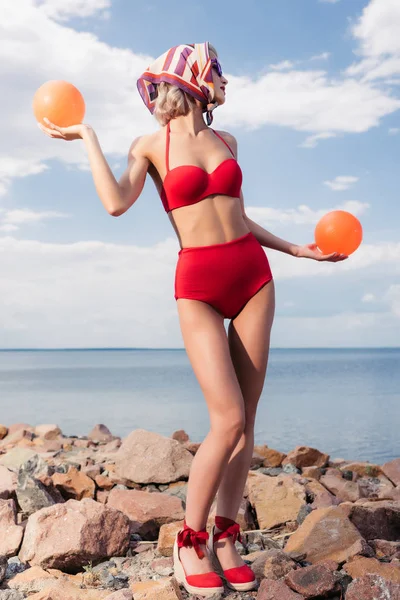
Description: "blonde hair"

(153, 43), (219, 126)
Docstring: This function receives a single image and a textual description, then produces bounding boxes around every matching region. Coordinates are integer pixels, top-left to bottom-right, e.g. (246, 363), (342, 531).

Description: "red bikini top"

(160, 121), (243, 213)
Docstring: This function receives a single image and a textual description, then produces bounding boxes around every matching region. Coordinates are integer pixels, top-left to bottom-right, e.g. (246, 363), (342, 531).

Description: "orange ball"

(315, 210), (363, 256)
(33, 80), (85, 127)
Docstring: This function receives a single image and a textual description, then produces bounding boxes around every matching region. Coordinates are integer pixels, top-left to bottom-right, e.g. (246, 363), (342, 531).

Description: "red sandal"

(173, 520), (225, 597)
(208, 516), (257, 592)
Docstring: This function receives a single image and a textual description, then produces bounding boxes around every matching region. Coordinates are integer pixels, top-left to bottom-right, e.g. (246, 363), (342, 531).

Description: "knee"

(213, 411), (246, 444)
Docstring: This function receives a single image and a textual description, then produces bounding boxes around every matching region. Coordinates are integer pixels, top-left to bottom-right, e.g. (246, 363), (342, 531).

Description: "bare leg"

(176, 298), (246, 576)
(214, 280), (276, 569)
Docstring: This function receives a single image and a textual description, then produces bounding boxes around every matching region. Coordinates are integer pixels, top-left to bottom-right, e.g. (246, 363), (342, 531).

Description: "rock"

(81, 464), (101, 480)
(284, 505), (369, 564)
(357, 475), (395, 500)
(340, 461), (382, 478)
(88, 424), (113, 443)
(346, 573), (400, 600)
(0, 465), (17, 499)
(5, 556), (27, 579)
(101, 439), (122, 454)
(95, 474), (114, 490)
(115, 430), (192, 485)
(0, 429), (34, 449)
(246, 471), (306, 530)
(251, 549), (297, 580)
(171, 430), (189, 443)
(182, 441), (200, 455)
(0, 591), (26, 600)
(0, 555), (6, 583)
(34, 425), (62, 440)
(343, 556), (400, 583)
(251, 451), (265, 469)
(16, 474), (56, 516)
(52, 466), (95, 500)
(284, 562), (341, 597)
(259, 467), (283, 477)
(319, 472), (361, 502)
(382, 458), (400, 487)
(257, 579), (305, 599)
(283, 464), (301, 475)
(349, 500), (400, 541)
(107, 488), (184, 537)
(161, 481), (188, 507)
(31, 438), (63, 453)
(370, 540), (400, 558)
(302, 466), (323, 480)
(282, 446), (329, 469)
(6, 565), (54, 594)
(26, 581), (111, 599)
(305, 479), (338, 509)
(7, 424), (33, 435)
(104, 592), (133, 600)
(97, 490), (110, 504)
(157, 521), (184, 557)
(0, 425), (8, 440)
(18, 498), (130, 572)
(254, 445), (286, 468)
(130, 577), (182, 600)
(0, 499), (24, 557)
(0, 448), (37, 470)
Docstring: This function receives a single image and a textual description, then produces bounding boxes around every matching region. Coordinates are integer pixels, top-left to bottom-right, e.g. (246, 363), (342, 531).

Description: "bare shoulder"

(214, 129), (238, 157)
(127, 130), (163, 162)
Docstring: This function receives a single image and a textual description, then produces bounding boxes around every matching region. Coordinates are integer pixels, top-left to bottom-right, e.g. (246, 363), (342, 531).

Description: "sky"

(0, 0), (399, 349)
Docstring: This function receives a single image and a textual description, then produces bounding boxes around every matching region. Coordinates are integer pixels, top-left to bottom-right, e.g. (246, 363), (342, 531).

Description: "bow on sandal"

(208, 516), (258, 592)
(173, 520), (224, 597)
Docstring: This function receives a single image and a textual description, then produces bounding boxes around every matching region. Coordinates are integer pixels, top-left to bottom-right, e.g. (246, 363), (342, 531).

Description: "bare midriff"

(168, 195), (250, 249)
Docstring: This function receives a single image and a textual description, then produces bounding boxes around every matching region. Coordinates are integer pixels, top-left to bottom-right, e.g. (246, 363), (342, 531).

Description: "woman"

(39, 42), (346, 597)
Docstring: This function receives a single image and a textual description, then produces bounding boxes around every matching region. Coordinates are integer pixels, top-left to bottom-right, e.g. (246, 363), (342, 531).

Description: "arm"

(242, 204), (299, 256)
(38, 119), (150, 216)
(82, 128), (149, 217)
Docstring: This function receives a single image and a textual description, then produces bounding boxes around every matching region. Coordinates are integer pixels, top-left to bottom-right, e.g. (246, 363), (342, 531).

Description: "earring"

(206, 101), (218, 126)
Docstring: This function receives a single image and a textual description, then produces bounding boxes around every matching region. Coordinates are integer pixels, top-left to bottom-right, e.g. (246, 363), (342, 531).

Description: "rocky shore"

(0, 422), (399, 599)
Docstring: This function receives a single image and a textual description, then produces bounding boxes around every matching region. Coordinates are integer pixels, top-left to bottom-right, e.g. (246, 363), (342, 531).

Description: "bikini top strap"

(166, 121), (171, 172)
(211, 128), (235, 158)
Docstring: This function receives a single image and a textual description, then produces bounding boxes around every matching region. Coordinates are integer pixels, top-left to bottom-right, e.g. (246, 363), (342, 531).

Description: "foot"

(213, 525), (246, 571)
(179, 542), (216, 576)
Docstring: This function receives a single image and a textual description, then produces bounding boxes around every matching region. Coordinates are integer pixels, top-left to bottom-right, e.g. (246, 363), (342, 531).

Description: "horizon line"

(0, 346), (399, 352)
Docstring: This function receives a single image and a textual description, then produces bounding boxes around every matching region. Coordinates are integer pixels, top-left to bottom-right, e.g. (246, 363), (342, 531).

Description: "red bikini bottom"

(175, 232), (273, 319)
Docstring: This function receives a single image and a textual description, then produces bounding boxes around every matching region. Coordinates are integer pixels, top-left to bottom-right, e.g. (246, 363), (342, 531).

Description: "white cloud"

(319, 0), (341, 3)
(273, 311), (399, 348)
(0, 158), (49, 199)
(1, 0), (400, 201)
(269, 60), (296, 71)
(323, 176), (359, 191)
(32, 0), (111, 21)
(310, 52), (331, 61)
(0, 208), (69, 231)
(389, 127), (400, 135)
(347, 0), (400, 82)
(246, 200), (369, 227)
(300, 132), (337, 148)
(0, 234), (399, 348)
(362, 293), (376, 303)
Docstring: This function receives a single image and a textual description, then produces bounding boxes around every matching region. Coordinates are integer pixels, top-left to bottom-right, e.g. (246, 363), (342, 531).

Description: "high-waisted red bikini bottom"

(175, 232), (273, 319)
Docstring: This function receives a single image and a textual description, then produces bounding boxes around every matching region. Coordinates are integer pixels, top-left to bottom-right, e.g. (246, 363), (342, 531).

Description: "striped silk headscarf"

(137, 42), (216, 116)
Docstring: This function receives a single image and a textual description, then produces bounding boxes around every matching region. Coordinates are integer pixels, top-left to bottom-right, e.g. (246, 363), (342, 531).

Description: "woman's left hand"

(295, 243), (348, 262)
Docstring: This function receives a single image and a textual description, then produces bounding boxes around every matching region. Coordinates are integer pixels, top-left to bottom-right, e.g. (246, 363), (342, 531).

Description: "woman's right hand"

(37, 117), (90, 141)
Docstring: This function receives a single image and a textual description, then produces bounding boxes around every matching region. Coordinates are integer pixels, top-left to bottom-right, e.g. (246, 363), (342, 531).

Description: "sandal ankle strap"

(177, 520), (209, 559)
(214, 516), (243, 544)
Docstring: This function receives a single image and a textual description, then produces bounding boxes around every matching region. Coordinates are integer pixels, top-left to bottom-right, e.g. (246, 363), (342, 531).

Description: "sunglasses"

(210, 57), (223, 77)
